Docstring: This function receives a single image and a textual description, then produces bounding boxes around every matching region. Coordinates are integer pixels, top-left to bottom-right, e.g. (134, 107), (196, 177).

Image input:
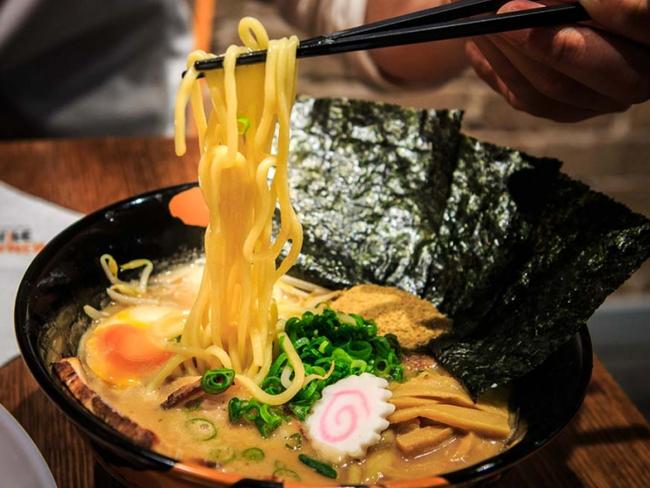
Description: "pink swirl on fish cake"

(318, 389), (371, 443)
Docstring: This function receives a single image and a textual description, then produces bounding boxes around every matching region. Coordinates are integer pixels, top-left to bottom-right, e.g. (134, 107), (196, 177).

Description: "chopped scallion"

(201, 368), (235, 395)
(185, 418), (217, 441)
(272, 468), (300, 481)
(298, 454), (337, 479)
(208, 446), (236, 465)
(242, 447), (265, 461)
(262, 308), (403, 421)
(228, 397), (284, 437)
(237, 115), (251, 135)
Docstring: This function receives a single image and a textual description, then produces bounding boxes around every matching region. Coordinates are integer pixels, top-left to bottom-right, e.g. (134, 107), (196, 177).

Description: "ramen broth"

(76, 260), (512, 484)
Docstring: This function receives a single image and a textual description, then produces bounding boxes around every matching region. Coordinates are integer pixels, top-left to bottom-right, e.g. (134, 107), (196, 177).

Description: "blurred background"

(1, 0), (648, 415)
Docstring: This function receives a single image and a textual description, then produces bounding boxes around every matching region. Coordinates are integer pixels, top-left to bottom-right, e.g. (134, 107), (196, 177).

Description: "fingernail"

(498, 0), (545, 14)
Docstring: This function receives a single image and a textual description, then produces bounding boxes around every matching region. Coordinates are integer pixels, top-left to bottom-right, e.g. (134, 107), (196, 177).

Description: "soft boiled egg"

(84, 305), (186, 387)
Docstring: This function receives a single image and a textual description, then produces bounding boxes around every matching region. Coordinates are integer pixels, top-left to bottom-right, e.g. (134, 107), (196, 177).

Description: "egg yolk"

(85, 323), (171, 386)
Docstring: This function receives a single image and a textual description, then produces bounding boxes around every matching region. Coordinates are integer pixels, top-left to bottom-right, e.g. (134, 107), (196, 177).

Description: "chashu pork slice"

(52, 357), (158, 449)
(161, 378), (203, 409)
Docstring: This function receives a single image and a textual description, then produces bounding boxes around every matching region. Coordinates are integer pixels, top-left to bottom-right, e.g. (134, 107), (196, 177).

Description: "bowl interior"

(15, 183), (593, 485)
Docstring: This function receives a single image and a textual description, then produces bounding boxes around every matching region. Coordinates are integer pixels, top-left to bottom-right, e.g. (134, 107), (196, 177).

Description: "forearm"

(364, 0), (469, 85)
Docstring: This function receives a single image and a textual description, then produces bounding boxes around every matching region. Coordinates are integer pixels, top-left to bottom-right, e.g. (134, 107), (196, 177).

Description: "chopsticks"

(189, 0), (589, 74)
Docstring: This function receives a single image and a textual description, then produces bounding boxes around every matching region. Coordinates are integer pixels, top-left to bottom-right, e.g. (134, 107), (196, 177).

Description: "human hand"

(465, 0), (650, 121)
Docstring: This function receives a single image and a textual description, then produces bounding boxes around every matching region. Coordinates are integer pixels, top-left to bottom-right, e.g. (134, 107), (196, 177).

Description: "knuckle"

(524, 27), (586, 68)
(589, 0), (650, 43)
(626, 0), (648, 18)
(611, 0), (649, 27)
(544, 28), (586, 67)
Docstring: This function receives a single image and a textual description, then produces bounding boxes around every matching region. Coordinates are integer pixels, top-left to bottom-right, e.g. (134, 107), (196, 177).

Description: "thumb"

(578, 0), (650, 45)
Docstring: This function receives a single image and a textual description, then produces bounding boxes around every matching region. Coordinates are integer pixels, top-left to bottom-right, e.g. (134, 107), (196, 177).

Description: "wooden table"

(1, 138), (649, 488)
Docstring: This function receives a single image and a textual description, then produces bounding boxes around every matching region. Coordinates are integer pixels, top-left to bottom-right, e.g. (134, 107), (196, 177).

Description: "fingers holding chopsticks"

(466, 37), (601, 121)
(465, 0), (650, 120)
(486, 33), (630, 112)
(498, 0), (650, 103)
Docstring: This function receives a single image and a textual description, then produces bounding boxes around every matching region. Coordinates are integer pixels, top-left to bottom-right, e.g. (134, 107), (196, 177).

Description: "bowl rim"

(14, 184), (198, 470)
(15, 183), (594, 486)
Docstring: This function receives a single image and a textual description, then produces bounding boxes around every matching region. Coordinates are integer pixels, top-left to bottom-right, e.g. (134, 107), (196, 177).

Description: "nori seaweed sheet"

(287, 96), (650, 397)
(288, 97), (463, 290)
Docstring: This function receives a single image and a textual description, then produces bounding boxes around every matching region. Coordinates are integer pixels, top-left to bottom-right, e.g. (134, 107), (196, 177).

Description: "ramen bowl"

(16, 183), (593, 487)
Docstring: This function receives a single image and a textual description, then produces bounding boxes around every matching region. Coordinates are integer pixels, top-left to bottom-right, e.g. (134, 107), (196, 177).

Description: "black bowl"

(15, 183), (592, 487)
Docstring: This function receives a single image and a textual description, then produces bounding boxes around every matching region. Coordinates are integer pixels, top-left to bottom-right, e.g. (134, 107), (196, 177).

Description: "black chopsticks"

(189, 0), (589, 74)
